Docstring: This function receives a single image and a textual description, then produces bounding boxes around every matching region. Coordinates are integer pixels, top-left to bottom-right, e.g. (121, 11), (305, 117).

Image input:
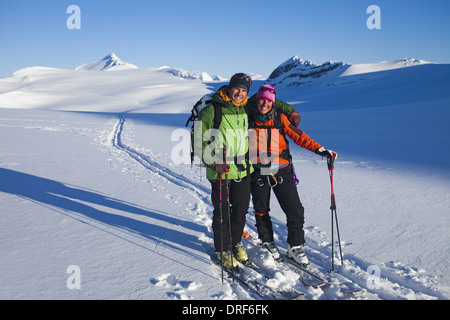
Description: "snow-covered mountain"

(157, 66), (225, 82)
(74, 53), (225, 81)
(75, 53), (138, 71)
(267, 56), (432, 88)
(247, 72), (267, 81)
(339, 58), (432, 77)
(267, 56), (347, 87)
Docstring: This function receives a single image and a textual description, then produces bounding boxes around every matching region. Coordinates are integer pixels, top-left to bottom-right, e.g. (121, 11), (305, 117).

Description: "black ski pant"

(210, 176), (250, 252)
(250, 167), (305, 247)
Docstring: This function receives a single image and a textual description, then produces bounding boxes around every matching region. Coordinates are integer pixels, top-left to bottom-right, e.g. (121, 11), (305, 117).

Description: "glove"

(214, 163), (230, 174)
(316, 147), (338, 160)
(288, 111), (301, 127)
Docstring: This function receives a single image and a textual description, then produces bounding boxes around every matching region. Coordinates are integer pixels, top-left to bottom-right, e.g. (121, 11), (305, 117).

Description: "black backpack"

(185, 94), (222, 165)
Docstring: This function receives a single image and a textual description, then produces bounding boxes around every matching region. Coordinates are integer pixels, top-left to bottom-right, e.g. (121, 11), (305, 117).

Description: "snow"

(0, 54), (449, 300)
(340, 58), (433, 77)
(0, 65), (209, 113)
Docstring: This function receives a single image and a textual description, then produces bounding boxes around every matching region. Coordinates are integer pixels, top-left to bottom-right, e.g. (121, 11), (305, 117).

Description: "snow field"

(0, 58), (449, 300)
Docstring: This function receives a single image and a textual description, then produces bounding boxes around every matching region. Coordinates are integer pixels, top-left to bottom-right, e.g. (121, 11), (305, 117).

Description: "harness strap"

(253, 211), (268, 217)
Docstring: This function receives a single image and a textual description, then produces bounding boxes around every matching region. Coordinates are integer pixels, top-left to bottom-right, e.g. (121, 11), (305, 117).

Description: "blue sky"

(0, 0), (449, 78)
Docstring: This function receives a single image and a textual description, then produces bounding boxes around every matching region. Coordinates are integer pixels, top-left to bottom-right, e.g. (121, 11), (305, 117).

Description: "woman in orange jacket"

(248, 84), (338, 265)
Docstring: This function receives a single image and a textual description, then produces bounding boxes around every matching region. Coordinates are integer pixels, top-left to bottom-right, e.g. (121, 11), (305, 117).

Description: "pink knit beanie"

(255, 84), (276, 103)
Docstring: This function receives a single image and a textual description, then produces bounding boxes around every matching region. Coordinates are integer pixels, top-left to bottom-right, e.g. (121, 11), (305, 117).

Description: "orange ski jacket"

(249, 111), (322, 171)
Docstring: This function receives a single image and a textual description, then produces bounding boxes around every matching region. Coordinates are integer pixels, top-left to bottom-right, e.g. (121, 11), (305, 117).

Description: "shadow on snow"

(0, 168), (211, 271)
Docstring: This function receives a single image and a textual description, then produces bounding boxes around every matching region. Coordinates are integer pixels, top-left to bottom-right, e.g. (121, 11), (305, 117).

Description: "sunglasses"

(232, 73), (252, 84)
(259, 86), (276, 94)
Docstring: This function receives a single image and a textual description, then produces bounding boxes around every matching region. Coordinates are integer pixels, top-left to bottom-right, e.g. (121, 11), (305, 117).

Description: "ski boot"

(261, 242), (282, 262)
(216, 251), (238, 269)
(288, 244), (309, 266)
(233, 242), (250, 266)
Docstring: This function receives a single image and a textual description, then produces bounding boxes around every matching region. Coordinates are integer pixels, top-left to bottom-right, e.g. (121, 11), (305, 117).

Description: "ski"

(244, 238), (329, 289)
(279, 250), (366, 296)
(243, 258), (326, 297)
(243, 237), (366, 297)
(211, 254), (304, 300)
(342, 288), (367, 297)
(278, 251), (329, 289)
(224, 267), (305, 300)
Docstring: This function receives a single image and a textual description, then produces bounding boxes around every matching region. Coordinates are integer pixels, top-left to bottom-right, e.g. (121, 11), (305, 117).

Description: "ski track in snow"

(107, 114), (213, 248)
(102, 113), (445, 300)
(110, 114), (210, 202)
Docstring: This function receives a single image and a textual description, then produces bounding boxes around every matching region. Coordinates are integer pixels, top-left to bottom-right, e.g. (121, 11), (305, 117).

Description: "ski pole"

(223, 147), (235, 281)
(327, 154), (344, 272)
(218, 174), (224, 283)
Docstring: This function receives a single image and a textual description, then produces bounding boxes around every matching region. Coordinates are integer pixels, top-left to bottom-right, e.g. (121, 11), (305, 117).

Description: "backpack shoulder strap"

(211, 101), (222, 130)
(276, 111), (291, 161)
(273, 111), (283, 135)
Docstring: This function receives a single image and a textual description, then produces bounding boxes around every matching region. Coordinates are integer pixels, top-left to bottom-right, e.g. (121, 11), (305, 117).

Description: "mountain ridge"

(75, 53), (138, 71)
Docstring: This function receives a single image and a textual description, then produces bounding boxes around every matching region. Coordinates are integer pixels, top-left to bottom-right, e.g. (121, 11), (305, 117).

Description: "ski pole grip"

(327, 154), (336, 170)
(222, 147), (227, 164)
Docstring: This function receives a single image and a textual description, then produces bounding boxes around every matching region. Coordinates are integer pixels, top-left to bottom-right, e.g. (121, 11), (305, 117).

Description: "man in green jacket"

(196, 73), (253, 268)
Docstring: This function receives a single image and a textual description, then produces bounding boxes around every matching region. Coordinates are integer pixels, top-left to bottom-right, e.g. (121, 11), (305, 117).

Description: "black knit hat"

(228, 73), (252, 92)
